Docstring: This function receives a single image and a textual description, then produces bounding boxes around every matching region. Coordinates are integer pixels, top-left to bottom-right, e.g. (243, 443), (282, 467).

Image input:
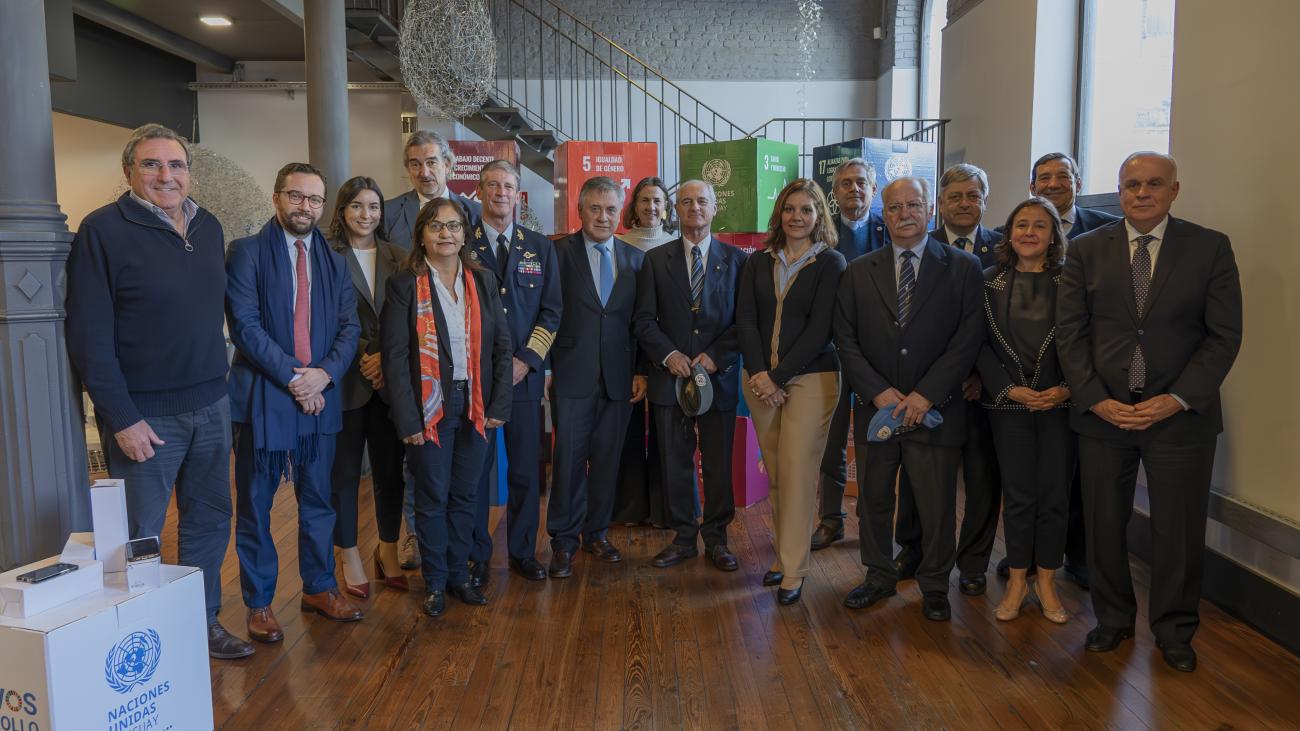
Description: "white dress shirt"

(944, 225), (977, 253)
(353, 247), (378, 300)
(427, 259), (468, 380)
(892, 237), (927, 287)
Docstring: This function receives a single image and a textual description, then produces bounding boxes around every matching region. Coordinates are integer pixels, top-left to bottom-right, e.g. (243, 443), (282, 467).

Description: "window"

(1077, 0), (1176, 193)
(919, 0), (948, 120)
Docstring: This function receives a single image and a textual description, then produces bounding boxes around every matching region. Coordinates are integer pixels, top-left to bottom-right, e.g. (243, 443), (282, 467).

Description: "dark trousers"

(547, 393), (632, 552)
(857, 439), (960, 595)
(817, 385), (854, 523)
(896, 401), (1001, 577)
(612, 398), (668, 525)
(100, 396), (232, 623)
(471, 398), (542, 563)
(655, 405), (736, 549)
(408, 386), (489, 592)
(988, 408), (1075, 570)
(330, 393), (406, 546)
(1080, 428), (1216, 644)
(234, 423), (338, 609)
(1064, 465), (1087, 568)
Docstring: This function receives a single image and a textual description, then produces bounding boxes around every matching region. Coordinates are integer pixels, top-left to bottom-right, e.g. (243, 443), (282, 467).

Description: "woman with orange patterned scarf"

(381, 198), (513, 619)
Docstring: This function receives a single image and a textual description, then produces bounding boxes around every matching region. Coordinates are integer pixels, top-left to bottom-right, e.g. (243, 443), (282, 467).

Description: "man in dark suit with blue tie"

(225, 163), (363, 642)
(812, 158), (891, 550)
(633, 180), (748, 571)
(893, 163), (1003, 596)
(466, 160), (562, 584)
(383, 130), (483, 250)
(1057, 152), (1241, 672)
(546, 176), (647, 578)
(835, 176), (984, 622)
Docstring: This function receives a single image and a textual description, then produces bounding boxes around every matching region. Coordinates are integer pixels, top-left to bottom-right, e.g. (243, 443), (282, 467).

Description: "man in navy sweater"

(66, 124), (254, 660)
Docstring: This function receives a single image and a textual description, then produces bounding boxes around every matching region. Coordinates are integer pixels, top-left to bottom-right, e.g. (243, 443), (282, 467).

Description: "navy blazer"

(932, 224), (1001, 269)
(833, 212), (889, 262)
(225, 220), (360, 433)
(1069, 205), (1121, 239)
(383, 189), (483, 251)
(379, 265), (513, 439)
(328, 237), (405, 411)
(466, 221), (562, 401)
(834, 236), (985, 446)
(1056, 217), (1242, 438)
(633, 236), (748, 410)
(551, 232), (646, 401)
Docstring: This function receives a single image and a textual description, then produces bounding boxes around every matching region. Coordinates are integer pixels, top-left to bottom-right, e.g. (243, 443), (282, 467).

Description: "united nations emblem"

(694, 372), (709, 388)
(701, 159), (732, 187)
(104, 629), (162, 694)
(884, 154), (912, 181)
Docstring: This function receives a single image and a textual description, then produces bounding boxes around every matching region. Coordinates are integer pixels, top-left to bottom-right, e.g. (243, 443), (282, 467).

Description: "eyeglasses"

(137, 159), (189, 174)
(884, 201), (927, 214)
(425, 221), (464, 234)
(279, 190), (326, 209)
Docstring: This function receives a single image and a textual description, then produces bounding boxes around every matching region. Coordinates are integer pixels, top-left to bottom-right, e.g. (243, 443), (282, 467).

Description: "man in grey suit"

(1056, 152), (1242, 673)
(383, 129), (483, 250)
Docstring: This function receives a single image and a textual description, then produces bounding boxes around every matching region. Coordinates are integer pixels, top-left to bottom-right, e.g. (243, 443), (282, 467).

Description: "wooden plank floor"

(160, 474), (1300, 730)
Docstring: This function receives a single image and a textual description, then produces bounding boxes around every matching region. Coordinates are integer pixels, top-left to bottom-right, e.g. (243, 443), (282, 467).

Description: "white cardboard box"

(91, 479), (130, 573)
(0, 565), (214, 730)
(0, 557), (104, 619)
(60, 532), (96, 563)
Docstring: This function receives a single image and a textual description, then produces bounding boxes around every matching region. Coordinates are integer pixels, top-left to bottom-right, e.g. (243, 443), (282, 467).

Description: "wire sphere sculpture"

(400, 0), (497, 118)
(795, 0), (824, 117)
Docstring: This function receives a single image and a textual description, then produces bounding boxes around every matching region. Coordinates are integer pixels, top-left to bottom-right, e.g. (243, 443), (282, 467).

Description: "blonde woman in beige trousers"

(737, 179), (847, 605)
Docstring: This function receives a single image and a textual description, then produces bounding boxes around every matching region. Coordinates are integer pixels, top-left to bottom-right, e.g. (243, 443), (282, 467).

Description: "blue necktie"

(898, 249), (916, 327)
(595, 243), (614, 306)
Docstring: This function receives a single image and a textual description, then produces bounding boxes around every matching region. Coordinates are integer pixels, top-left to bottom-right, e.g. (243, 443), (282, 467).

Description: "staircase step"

(518, 129), (559, 154)
(480, 107), (527, 133)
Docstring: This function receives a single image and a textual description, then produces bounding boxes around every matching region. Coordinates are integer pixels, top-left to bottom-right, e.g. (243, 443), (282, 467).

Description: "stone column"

(304, 0), (351, 224)
(0, 0), (90, 570)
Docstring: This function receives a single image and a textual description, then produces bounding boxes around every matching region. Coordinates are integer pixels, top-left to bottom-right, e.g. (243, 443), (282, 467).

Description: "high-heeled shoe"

(374, 552), (409, 592)
(995, 583), (1030, 622)
(1034, 574), (1066, 619)
(341, 548), (370, 599)
(344, 578), (371, 600)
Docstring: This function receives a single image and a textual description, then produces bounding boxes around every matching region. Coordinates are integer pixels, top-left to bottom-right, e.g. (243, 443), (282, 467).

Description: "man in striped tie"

(835, 177), (985, 622)
(632, 180), (749, 571)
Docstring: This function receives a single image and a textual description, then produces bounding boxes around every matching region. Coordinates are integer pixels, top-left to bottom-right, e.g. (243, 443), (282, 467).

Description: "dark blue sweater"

(66, 193), (229, 433)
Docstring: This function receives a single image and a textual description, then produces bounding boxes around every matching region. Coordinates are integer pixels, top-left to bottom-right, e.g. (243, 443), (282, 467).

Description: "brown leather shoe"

(301, 588), (364, 622)
(247, 606), (284, 643)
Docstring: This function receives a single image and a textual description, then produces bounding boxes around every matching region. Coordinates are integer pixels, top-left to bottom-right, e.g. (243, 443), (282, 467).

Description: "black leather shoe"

(843, 580), (897, 609)
(894, 549), (921, 581)
(208, 622), (255, 660)
(1085, 624), (1135, 652)
(810, 521), (844, 551)
(762, 570), (784, 587)
(996, 557), (1036, 580)
(651, 544), (698, 568)
(509, 556), (547, 581)
(582, 538), (623, 563)
(1156, 640), (1197, 672)
(777, 580), (804, 605)
(922, 593), (951, 621)
(1064, 562), (1090, 590)
(959, 575), (987, 596)
(549, 550), (574, 578)
(709, 545), (738, 572)
(468, 559), (490, 589)
(447, 581), (488, 606)
(422, 591), (446, 617)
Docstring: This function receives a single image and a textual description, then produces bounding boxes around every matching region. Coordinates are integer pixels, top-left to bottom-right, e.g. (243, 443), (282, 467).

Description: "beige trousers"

(744, 370), (840, 589)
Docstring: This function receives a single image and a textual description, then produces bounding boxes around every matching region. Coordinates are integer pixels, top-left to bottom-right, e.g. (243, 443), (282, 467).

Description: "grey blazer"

(329, 237), (406, 410)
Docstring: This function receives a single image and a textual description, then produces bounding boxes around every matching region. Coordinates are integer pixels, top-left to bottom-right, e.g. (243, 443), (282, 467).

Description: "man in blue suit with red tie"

(467, 160), (562, 584)
(546, 177), (647, 578)
(812, 158), (890, 550)
(226, 163), (362, 643)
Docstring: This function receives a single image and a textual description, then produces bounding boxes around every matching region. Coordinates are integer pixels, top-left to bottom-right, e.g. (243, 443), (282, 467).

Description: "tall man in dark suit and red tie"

(1056, 152), (1242, 672)
(467, 160), (563, 584)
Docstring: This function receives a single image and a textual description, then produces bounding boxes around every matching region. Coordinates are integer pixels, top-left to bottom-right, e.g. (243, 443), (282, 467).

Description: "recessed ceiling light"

(200, 15), (232, 27)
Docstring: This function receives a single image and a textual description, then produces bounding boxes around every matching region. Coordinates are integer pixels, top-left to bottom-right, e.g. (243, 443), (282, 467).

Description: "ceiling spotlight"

(200, 15), (233, 27)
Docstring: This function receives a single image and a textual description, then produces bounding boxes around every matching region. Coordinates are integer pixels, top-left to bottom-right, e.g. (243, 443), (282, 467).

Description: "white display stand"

(0, 564), (213, 730)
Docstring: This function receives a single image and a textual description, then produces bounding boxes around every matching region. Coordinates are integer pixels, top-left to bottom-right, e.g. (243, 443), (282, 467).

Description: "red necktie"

(293, 239), (311, 365)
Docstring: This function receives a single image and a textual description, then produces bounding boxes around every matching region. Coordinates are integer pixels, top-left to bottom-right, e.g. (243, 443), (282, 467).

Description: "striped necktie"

(689, 244), (704, 311)
(898, 249), (916, 327)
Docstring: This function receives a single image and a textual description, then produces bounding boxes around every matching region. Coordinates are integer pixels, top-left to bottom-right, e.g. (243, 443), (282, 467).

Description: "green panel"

(752, 139), (800, 232)
(680, 139), (800, 232)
